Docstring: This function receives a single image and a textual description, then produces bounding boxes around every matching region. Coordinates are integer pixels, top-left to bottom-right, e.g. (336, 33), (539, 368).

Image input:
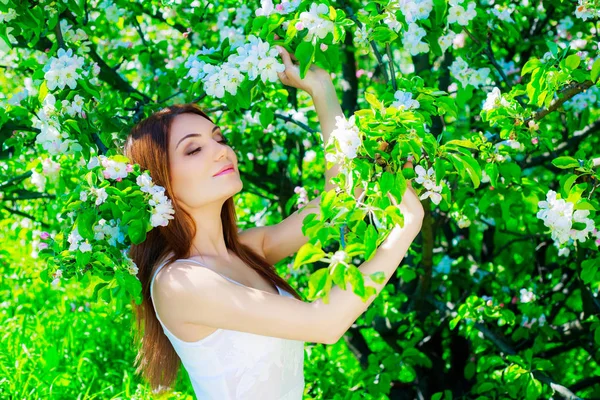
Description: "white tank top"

(150, 255), (305, 399)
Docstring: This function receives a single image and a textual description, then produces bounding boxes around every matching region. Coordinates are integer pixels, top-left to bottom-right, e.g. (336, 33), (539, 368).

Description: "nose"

(215, 139), (228, 160)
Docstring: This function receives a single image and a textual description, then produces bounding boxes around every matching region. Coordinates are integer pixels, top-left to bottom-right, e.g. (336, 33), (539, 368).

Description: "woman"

(124, 45), (424, 399)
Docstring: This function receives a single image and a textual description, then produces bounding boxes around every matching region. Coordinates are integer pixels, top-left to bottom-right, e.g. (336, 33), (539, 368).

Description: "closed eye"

(186, 135), (229, 156)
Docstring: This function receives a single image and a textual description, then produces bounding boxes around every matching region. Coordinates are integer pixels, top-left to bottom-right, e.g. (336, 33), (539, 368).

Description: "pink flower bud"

(38, 242), (49, 250)
(320, 43), (328, 51)
(183, 32), (189, 38)
(81, 111), (87, 119)
(40, 231), (50, 240)
(116, 177), (122, 182)
(531, 137), (539, 145)
(276, 4), (284, 11)
(295, 22), (304, 30)
(103, 171), (110, 179)
(126, 164), (133, 173)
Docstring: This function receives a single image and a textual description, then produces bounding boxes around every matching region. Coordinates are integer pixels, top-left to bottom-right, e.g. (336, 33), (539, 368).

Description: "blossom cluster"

(93, 218), (125, 247)
(482, 87), (511, 112)
(401, 23), (429, 55)
(87, 155), (132, 181)
(326, 115), (362, 161)
(67, 226), (92, 253)
(136, 172), (176, 227)
(448, 0), (477, 26)
(486, 5), (515, 24)
(43, 48), (86, 91)
(575, 0), (599, 20)
(438, 30), (458, 53)
(388, 0), (433, 24)
(415, 165), (445, 205)
(449, 57), (491, 89)
(294, 186), (309, 207)
(255, 0), (301, 17)
(537, 190), (599, 247)
(30, 158), (61, 192)
(184, 35), (285, 98)
(33, 95), (82, 155)
(297, 3), (335, 42)
(59, 19), (90, 53)
(85, 156), (176, 228)
(61, 95), (86, 118)
(0, 8), (17, 23)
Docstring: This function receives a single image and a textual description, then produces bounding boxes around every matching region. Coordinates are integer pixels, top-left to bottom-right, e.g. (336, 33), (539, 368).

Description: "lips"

(213, 164), (234, 177)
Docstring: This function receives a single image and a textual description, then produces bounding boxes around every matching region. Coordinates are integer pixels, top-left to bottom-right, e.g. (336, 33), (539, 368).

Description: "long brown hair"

(123, 103), (302, 393)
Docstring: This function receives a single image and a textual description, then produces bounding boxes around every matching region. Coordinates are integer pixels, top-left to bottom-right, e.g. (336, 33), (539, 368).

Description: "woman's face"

(168, 113), (242, 209)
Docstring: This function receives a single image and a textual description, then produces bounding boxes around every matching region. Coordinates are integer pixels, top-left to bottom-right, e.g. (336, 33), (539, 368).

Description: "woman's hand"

(274, 42), (332, 98)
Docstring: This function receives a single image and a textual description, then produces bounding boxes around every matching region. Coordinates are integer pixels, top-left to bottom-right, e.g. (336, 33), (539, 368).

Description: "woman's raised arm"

(153, 174), (423, 345)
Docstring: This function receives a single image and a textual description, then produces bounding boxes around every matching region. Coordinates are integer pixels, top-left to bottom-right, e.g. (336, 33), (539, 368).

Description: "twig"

(0, 171), (33, 190)
(55, 21), (65, 49)
(521, 119), (600, 170)
(1, 206), (52, 229)
(273, 112), (317, 134)
(2, 193), (56, 201)
(386, 43), (397, 91)
(528, 80), (594, 123)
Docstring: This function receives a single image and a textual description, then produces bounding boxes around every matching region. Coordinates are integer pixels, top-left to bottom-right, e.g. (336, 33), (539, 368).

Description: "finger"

(276, 45), (294, 69)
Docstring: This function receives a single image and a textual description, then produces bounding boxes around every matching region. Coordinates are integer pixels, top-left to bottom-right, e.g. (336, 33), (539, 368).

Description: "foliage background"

(1, 0), (599, 399)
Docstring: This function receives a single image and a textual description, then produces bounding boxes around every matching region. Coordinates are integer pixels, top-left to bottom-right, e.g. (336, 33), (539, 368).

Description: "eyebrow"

(176, 125), (221, 149)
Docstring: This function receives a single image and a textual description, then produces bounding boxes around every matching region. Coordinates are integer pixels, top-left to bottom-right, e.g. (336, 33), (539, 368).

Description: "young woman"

(124, 46), (424, 399)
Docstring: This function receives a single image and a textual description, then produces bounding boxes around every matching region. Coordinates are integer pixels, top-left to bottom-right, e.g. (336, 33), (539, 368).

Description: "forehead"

(169, 113), (215, 146)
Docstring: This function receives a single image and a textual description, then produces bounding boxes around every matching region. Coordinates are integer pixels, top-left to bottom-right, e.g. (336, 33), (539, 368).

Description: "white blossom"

(402, 23), (429, 55)
(391, 90), (420, 110)
(328, 115), (362, 160)
(519, 288), (535, 303)
(298, 3), (335, 42)
(448, 1), (477, 26)
(42, 48), (85, 91)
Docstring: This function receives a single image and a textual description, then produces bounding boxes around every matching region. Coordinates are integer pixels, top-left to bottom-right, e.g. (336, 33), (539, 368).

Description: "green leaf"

(581, 258), (598, 285)
(552, 156), (579, 169)
(259, 107), (274, 128)
(38, 81), (48, 103)
(345, 265), (365, 297)
(128, 219), (147, 244)
(521, 58), (542, 76)
(308, 267), (330, 299)
(370, 26), (398, 42)
(565, 54), (581, 70)
(76, 209), (96, 240)
(364, 224), (377, 261)
(295, 40), (315, 79)
(331, 262), (346, 290)
(591, 58), (600, 82)
(445, 139), (478, 150)
(369, 271), (386, 284)
(485, 163), (499, 187)
(561, 173), (578, 197)
(365, 92), (383, 112)
(294, 242), (326, 268)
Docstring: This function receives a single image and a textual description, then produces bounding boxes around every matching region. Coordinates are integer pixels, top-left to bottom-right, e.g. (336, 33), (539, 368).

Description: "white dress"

(150, 256), (305, 400)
